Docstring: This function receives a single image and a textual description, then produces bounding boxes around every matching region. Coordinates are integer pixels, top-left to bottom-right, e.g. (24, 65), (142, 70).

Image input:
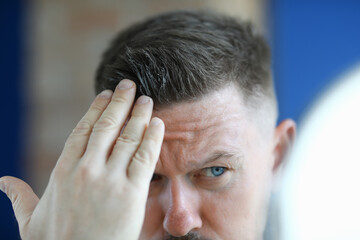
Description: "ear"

(272, 119), (296, 173)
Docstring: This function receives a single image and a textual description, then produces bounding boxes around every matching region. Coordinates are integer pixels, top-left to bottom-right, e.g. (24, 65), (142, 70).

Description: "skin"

(0, 80), (295, 240)
(140, 86), (295, 240)
(0, 80), (165, 240)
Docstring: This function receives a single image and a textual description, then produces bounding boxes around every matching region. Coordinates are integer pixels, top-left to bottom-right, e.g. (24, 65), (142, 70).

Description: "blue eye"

(204, 167), (226, 177)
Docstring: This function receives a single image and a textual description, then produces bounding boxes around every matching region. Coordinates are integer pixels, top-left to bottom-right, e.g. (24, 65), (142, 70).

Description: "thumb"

(0, 176), (39, 233)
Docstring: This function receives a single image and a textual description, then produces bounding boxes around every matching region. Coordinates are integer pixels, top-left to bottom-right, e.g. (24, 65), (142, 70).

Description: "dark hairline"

(95, 10), (277, 114)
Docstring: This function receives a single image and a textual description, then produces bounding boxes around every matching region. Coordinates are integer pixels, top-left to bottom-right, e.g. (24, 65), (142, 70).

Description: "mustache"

(164, 232), (211, 240)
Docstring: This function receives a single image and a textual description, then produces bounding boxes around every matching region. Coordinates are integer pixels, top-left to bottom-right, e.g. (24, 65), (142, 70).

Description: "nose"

(161, 179), (202, 237)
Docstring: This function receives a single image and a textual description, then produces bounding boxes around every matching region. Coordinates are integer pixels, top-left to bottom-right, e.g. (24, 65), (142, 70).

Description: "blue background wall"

(271, 0), (360, 123)
(1, 1), (360, 239)
(0, 0), (25, 239)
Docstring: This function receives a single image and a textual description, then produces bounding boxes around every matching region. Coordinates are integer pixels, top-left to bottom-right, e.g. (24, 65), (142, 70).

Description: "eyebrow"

(192, 151), (244, 170)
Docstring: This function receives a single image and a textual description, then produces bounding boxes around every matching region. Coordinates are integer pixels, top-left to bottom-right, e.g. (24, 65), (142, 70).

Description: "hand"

(0, 79), (164, 240)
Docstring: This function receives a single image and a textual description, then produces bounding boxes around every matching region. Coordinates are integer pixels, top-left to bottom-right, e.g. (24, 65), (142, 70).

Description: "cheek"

(200, 164), (272, 239)
(200, 177), (254, 236)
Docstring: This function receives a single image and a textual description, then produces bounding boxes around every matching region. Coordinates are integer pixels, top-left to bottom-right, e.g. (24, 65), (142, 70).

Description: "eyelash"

(150, 167), (228, 183)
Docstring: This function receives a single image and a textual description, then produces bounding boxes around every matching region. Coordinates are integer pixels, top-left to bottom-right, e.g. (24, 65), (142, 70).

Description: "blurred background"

(1, 0), (359, 239)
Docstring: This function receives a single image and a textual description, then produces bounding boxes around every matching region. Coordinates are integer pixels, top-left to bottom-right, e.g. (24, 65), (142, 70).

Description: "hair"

(95, 10), (276, 113)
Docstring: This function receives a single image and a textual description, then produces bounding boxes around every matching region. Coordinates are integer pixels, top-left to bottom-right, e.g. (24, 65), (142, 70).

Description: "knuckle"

(133, 149), (152, 165)
(75, 163), (98, 182)
(71, 120), (92, 136)
(116, 133), (140, 146)
(111, 95), (129, 104)
(91, 102), (107, 113)
(94, 115), (118, 131)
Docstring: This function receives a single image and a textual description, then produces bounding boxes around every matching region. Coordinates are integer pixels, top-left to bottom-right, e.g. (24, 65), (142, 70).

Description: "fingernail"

(117, 79), (133, 89)
(150, 117), (162, 126)
(99, 90), (112, 99)
(137, 96), (151, 104)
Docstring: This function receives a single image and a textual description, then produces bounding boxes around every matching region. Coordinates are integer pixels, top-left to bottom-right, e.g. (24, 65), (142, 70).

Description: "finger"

(83, 79), (135, 166)
(0, 176), (39, 237)
(62, 90), (113, 159)
(107, 95), (153, 174)
(128, 117), (165, 187)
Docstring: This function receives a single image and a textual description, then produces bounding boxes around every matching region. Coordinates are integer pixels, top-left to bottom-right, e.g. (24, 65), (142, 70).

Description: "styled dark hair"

(95, 10), (274, 107)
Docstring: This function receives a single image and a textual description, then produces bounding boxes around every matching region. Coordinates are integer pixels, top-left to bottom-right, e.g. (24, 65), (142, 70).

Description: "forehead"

(153, 86), (248, 136)
(154, 86), (254, 155)
(151, 86), (259, 174)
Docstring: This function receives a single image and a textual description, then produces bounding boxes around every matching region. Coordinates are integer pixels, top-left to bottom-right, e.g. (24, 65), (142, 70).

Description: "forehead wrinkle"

(162, 110), (245, 137)
(160, 116), (248, 174)
(154, 86), (251, 175)
(163, 122), (217, 143)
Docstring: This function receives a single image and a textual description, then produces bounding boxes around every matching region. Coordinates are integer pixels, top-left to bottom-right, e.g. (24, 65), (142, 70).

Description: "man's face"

(140, 86), (278, 240)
